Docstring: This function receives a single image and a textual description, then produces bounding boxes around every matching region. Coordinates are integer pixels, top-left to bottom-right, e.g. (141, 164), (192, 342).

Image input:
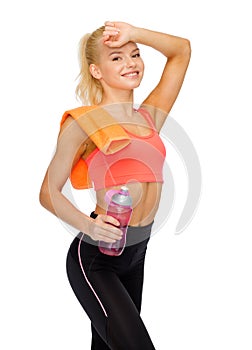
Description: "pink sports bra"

(85, 108), (166, 190)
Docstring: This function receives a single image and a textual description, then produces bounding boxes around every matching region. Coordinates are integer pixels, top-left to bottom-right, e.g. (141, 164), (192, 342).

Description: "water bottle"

(99, 186), (133, 256)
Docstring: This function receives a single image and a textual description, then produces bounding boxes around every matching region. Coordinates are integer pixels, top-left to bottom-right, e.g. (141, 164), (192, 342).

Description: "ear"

(89, 64), (102, 79)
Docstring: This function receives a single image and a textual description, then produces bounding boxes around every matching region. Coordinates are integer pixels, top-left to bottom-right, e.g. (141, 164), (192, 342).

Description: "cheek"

(140, 59), (145, 73)
(100, 63), (122, 78)
(138, 61), (145, 81)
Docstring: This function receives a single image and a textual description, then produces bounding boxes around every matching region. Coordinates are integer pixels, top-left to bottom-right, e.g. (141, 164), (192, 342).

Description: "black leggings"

(66, 213), (156, 349)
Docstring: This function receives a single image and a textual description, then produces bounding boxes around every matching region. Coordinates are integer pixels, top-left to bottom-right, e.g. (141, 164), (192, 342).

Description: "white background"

(1, 0), (252, 349)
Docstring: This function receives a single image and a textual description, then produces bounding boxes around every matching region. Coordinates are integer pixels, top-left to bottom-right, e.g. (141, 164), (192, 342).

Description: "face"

(90, 41), (145, 91)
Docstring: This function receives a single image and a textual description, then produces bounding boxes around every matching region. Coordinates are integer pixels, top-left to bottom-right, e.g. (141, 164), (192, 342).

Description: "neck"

(99, 89), (134, 106)
(97, 102), (137, 122)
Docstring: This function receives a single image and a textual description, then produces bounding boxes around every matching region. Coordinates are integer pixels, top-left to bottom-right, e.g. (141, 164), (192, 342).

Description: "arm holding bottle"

(39, 117), (122, 243)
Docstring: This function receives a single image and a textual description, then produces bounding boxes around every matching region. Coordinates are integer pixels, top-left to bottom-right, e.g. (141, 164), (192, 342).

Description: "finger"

(102, 230), (122, 242)
(97, 226), (123, 242)
(104, 23), (120, 32)
(96, 213), (118, 225)
(103, 29), (120, 37)
(103, 40), (121, 48)
(104, 21), (116, 27)
(94, 215), (122, 238)
(97, 234), (117, 243)
(102, 34), (110, 43)
(103, 214), (120, 227)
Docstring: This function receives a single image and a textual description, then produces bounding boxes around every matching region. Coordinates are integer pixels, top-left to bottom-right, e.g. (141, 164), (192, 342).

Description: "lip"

(121, 71), (140, 78)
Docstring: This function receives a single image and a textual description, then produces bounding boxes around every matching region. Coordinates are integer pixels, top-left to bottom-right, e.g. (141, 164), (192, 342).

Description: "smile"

(122, 71), (139, 78)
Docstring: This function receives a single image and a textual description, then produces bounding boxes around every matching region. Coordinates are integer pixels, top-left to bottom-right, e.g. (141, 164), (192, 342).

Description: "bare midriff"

(94, 182), (163, 227)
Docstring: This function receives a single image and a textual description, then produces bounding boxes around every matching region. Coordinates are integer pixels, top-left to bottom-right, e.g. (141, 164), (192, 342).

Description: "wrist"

(129, 25), (139, 43)
(130, 26), (154, 46)
(80, 215), (95, 235)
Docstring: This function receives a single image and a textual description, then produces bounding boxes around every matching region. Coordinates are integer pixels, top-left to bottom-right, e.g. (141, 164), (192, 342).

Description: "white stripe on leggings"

(77, 233), (108, 318)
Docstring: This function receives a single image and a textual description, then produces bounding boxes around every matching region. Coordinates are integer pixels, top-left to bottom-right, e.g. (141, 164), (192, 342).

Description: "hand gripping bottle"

(99, 186), (133, 256)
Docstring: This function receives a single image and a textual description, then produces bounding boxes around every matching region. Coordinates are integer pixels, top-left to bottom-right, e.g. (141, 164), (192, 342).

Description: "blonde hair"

(75, 26), (105, 105)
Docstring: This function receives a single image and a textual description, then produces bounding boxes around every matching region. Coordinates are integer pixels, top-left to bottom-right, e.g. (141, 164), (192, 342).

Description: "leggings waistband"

(82, 211), (154, 247)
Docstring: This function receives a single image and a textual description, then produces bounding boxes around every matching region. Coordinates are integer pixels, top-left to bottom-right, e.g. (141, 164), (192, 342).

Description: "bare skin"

(39, 21), (191, 243)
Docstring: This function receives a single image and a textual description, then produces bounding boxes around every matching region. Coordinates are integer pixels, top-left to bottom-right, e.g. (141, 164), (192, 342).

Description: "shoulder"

(59, 105), (97, 139)
(58, 106), (97, 156)
(60, 105), (97, 127)
(59, 105), (96, 142)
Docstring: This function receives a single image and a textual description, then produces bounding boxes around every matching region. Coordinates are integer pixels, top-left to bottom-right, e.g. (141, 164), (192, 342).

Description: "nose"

(125, 56), (136, 68)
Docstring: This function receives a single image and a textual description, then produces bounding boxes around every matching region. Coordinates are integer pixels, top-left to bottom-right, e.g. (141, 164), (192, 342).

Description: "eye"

(132, 53), (140, 58)
(112, 56), (121, 61)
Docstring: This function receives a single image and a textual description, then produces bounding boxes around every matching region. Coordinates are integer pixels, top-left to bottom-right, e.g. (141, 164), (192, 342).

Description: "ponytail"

(75, 26), (105, 105)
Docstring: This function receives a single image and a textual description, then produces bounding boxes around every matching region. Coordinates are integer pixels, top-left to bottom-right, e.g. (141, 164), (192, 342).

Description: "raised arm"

(103, 21), (191, 131)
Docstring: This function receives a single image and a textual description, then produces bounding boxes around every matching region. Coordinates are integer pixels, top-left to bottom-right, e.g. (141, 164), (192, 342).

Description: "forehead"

(99, 40), (139, 57)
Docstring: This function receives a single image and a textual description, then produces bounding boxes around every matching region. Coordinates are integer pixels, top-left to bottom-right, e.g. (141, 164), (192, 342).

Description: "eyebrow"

(109, 47), (140, 56)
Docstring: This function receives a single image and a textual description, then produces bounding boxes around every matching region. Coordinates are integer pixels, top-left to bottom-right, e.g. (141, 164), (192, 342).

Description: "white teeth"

(124, 72), (137, 77)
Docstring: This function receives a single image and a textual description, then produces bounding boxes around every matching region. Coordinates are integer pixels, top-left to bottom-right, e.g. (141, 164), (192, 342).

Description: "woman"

(40, 21), (191, 349)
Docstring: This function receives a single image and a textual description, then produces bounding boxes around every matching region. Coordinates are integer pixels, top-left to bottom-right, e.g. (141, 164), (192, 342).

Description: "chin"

(125, 78), (143, 89)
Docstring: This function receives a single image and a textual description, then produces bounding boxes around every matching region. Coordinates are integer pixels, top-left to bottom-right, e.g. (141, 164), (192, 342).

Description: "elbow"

(170, 38), (191, 62)
(185, 39), (192, 58)
(39, 178), (55, 213)
(39, 176), (59, 216)
(183, 38), (191, 58)
(174, 38), (191, 64)
(39, 183), (49, 210)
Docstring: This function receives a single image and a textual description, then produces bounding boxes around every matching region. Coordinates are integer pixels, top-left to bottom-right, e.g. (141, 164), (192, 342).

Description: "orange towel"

(60, 106), (131, 189)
